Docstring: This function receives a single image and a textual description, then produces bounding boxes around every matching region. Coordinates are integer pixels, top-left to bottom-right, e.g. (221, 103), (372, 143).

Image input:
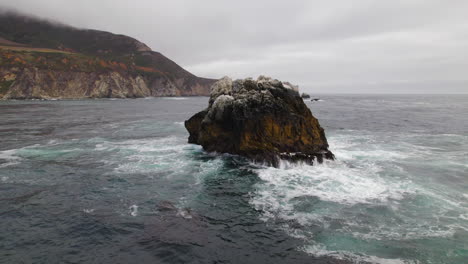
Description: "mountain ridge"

(0, 11), (217, 99)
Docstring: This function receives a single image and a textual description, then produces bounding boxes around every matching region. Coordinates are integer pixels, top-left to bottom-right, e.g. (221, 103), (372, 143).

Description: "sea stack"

(185, 76), (334, 167)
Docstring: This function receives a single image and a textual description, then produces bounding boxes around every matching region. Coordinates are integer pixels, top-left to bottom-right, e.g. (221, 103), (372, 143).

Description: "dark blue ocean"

(0, 95), (467, 263)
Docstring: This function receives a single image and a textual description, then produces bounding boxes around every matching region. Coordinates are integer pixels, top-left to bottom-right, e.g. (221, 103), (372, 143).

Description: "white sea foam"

(94, 136), (181, 152)
(354, 224), (458, 241)
(250, 132), (467, 263)
(164, 97), (189, 100)
(304, 244), (416, 264)
(111, 137), (195, 174)
(91, 136), (218, 180)
(0, 149), (22, 168)
(0, 149), (21, 160)
(253, 159), (412, 208)
(47, 139), (58, 145)
(129, 205), (138, 216)
(250, 159), (420, 242)
(176, 208), (193, 219)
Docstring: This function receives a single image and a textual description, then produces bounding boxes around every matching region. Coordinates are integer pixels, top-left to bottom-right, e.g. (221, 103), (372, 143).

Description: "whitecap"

(249, 132), (467, 262)
(176, 208), (193, 219)
(303, 244), (415, 264)
(0, 149), (22, 168)
(129, 205), (138, 216)
(354, 224), (457, 241)
(163, 97), (189, 100)
(91, 136), (210, 178)
(252, 159), (412, 208)
(111, 138), (191, 174)
(47, 139), (58, 145)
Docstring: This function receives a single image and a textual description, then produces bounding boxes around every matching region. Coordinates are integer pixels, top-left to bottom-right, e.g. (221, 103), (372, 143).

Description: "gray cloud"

(1, 0), (467, 93)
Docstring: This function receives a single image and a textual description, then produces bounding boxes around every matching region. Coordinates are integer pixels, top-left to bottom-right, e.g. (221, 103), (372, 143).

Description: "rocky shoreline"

(0, 66), (214, 99)
(0, 12), (216, 99)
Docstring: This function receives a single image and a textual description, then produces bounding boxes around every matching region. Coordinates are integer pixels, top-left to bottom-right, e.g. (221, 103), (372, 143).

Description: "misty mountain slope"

(0, 12), (216, 99)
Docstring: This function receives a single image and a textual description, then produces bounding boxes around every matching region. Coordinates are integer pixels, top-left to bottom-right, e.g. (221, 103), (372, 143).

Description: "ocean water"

(0, 95), (467, 264)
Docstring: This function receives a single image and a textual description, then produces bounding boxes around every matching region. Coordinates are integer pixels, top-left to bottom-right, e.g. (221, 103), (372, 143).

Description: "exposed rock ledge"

(185, 76), (334, 167)
(0, 67), (214, 99)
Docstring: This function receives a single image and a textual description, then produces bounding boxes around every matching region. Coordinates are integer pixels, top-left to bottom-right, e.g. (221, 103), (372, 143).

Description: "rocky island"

(185, 76), (334, 167)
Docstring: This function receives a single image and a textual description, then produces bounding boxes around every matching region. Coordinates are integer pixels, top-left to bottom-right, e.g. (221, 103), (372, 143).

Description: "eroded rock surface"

(185, 76), (334, 167)
(0, 12), (215, 99)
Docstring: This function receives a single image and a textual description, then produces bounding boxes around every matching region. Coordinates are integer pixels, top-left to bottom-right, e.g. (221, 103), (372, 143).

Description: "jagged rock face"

(0, 67), (212, 99)
(0, 12), (216, 99)
(185, 76), (334, 167)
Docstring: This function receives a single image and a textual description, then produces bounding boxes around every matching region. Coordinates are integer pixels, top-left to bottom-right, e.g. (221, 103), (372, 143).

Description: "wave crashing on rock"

(185, 76), (334, 167)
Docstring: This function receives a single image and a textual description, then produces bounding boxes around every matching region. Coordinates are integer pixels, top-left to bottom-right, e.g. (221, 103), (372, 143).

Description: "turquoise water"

(0, 95), (467, 263)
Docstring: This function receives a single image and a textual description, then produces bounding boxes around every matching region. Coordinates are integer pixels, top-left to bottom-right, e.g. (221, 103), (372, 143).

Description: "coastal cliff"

(0, 12), (215, 99)
(185, 76), (334, 166)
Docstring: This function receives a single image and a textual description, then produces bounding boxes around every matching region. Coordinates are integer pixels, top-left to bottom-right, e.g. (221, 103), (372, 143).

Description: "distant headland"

(0, 11), (216, 99)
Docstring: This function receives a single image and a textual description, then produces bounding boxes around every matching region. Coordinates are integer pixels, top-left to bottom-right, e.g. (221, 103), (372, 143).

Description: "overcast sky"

(1, 0), (468, 93)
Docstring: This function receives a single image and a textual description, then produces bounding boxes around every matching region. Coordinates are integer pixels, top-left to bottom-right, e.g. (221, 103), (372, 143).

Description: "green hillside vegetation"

(0, 12), (212, 82)
(0, 13), (145, 58)
(0, 11), (216, 98)
(0, 47), (165, 78)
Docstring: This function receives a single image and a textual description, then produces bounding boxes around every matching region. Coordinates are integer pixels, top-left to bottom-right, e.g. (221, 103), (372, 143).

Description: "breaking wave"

(250, 132), (468, 263)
